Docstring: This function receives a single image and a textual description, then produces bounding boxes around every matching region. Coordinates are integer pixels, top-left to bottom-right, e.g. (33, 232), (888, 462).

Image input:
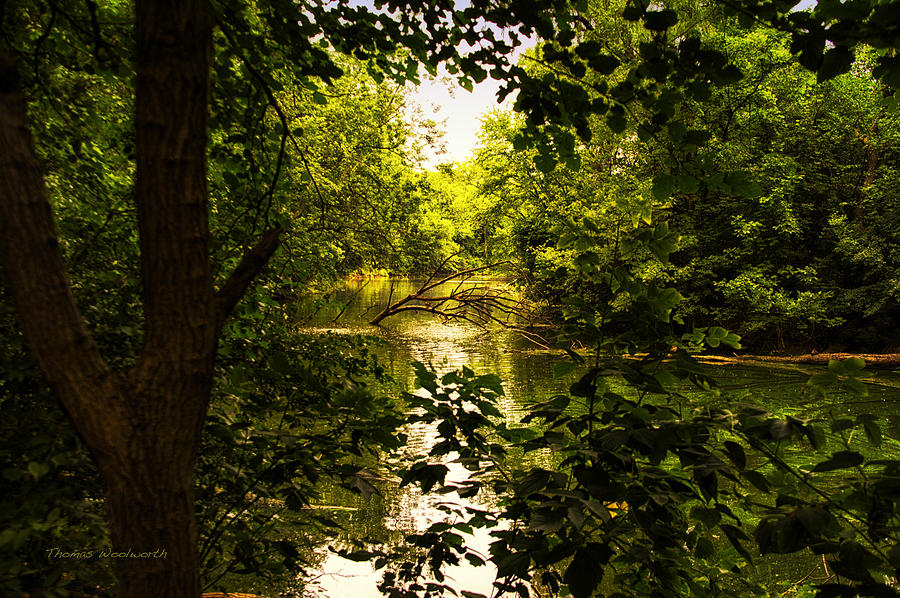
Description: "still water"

(293, 278), (900, 597)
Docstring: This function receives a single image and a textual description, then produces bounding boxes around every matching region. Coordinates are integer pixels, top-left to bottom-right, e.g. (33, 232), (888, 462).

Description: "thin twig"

(332, 279), (370, 323)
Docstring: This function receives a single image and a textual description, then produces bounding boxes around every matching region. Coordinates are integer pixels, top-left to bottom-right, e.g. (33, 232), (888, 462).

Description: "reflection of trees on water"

(293, 278), (900, 596)
(295, 279), (552, 597)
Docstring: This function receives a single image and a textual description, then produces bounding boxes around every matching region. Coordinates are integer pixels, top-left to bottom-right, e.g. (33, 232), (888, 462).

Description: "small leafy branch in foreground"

(379, 363), (511, 598)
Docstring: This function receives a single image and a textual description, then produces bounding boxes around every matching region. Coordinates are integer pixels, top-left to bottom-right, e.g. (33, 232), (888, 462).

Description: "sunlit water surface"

(291, 278), (900, 597)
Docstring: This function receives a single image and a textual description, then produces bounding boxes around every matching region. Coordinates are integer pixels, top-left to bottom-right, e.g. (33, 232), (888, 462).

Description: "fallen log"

(700, 353), (900, 368)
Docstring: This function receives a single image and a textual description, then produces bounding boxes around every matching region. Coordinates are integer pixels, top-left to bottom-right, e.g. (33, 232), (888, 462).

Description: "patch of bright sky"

(411, 0), (820, 168)
(404, 0), (537, 169)
(341, 0), (534, 167)
(411, 51), (531, 169)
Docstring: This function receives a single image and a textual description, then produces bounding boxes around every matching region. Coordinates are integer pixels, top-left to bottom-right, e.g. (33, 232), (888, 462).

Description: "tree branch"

(215, 226), (283, 329)
(0, 49), (121, 450)
(369, 261), (525, 326)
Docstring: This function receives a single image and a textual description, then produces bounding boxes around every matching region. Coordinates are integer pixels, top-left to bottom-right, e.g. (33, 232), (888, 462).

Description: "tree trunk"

(854, 142), (879, 224)
(99, 381), (204, 596)
(102, 2), (215, 594)
(1, 1), (281, 596)
(854, 105), (884, 225)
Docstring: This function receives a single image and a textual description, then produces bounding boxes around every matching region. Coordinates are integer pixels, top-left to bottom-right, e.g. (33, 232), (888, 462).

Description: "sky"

(410, 73), (508, 167)
(344, 0), (528, 167)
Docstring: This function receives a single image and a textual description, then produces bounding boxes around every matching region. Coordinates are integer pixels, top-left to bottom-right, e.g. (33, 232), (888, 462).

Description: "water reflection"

(296, 278), (548, 597)
(296, 278), (900, 597)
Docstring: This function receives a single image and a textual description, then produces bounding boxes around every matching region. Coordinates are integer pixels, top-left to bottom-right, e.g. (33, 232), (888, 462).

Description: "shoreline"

(697, 353), (900, 369)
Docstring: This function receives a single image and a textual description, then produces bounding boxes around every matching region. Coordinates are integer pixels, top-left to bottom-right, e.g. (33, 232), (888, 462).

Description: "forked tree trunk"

(0, 1), (280, 596)
(108, 2), (215, 592)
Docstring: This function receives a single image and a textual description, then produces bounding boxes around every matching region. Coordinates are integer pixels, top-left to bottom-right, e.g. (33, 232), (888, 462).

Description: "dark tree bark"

(0, 1), (281, 596)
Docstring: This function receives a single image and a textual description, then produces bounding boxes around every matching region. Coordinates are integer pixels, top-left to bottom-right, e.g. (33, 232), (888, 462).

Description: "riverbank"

(699, 353), (900, 369)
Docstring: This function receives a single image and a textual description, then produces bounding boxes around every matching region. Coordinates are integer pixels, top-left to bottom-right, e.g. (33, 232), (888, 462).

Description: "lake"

(290, 277), (900, 597)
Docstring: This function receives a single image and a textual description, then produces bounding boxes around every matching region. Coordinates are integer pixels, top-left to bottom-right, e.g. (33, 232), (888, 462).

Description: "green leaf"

(795, 507), (835, 536)
(400, 462), (449, 492)
(553, 361), (577, 379)
(793, 32), (826, 72)
(512, 134), (529, 151)
(717, 64), (743, 84)
(843, 377), (868, 396)
(817, 47), (853, 82)
(0, 528), (17, 547)
(742, 470), (771, 493)
(683, 129), (711, 145)
(575, 40), (602, 60)
(607, 113), (627, 133)
(588, 53), (620, 74)
(668, 120), (686, 141)
(809, 372), (839, 387)
(858, 415), (882, 447)
(654, 221), (669, 239)
(706, 326), (727, 347)
(874, 55), (900, 89)
(812, 451), (864, 472)
(476, 373), (505, 395)
(477, 400), (502, 418)
(564, 549), (600, 598)
(557, 231), (576, 249)
(643, 9), (678, 31)
(720, 524), (753, 563)
(652, 173), (677, 201)
(269, 351), (291, 375)
(570, 369), (597, 398)
(723, 441), (746, 470)
(690, 506), (722, 529)
(695, 537), (715, 558)
(519, 468), (552, 495)
(496, 552), (531, 578)
(534, 152), (557, 173)
(833, 540), (881, 582)
(622, 5), (643, 21)
(843, 357), (866, 374)
(828, 359), (847, 375)
(530, 510), (566, 532)
(27, 461), (46, 480)
(677, 174), (700, 194)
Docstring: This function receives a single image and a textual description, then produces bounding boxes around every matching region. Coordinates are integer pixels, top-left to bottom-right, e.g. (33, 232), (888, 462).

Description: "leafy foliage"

(469, 11), (900, 352)
(198, 321), (405, 593)
(0, 299), (111, 597)
(389, 334), (900, 598)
